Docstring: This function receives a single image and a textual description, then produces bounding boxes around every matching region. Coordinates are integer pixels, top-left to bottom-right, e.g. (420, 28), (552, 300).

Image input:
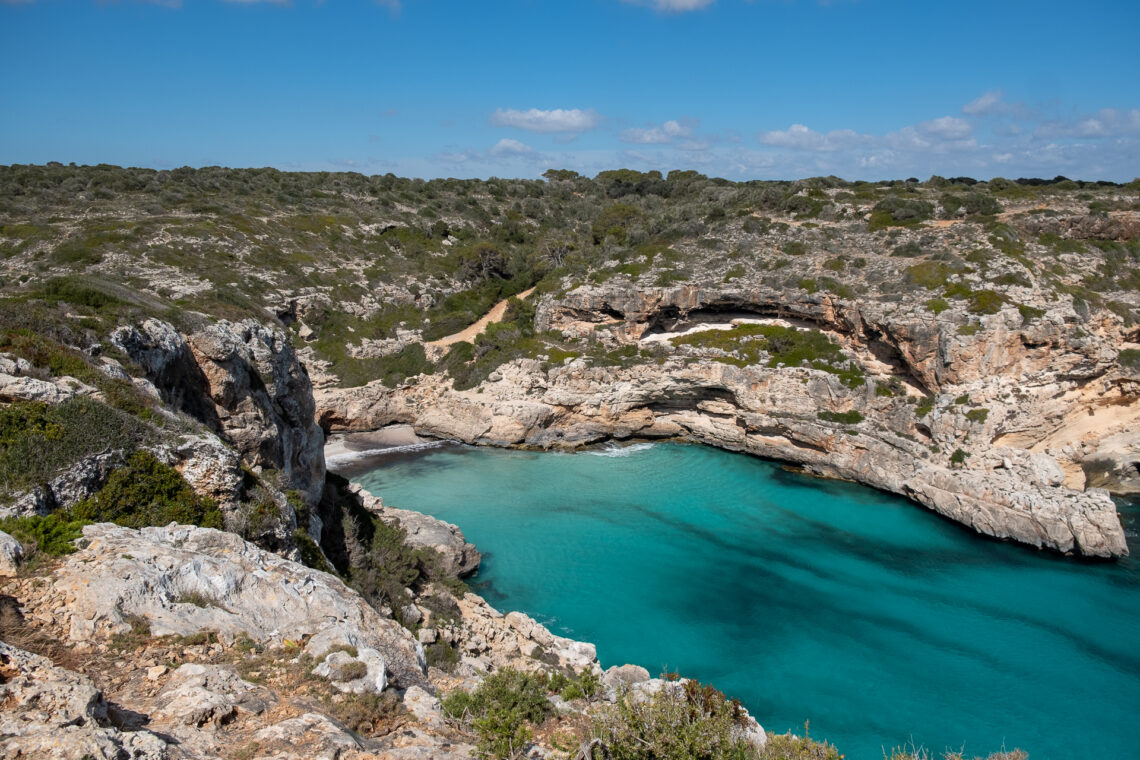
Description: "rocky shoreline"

(316, 284), (1135, 558)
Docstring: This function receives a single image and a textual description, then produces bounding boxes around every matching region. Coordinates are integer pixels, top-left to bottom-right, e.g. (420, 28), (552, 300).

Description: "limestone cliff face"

(113, 318), (326, 507)
(318, 285), (1135, 559)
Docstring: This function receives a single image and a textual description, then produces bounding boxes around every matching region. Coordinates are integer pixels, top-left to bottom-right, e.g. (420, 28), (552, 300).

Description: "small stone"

(146, 665), (168, 681)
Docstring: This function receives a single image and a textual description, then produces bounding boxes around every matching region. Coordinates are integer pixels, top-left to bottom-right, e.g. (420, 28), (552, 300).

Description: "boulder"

(154, 663), (274, 728)
(43, 523), (428, 690)
(0, 529), (24, 576)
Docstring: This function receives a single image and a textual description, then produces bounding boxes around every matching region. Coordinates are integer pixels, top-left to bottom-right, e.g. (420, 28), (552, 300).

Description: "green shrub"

(967, 289), (1005, 315)
(0, 512), (88, 557)
(590, 678), (758, 760)
(965, 408), (989, 424)
(42, 277), (123, 310)
(950, 448), (969, 466)
(0, 398), (153, 502)
(1016, 304), (1045, 324)
(869, 197), (933, 230)
(72, 450), (224, 529)
(758, 729), (841, 759)
(914, 397), (934, 418)
(1119, 348), (1140, 370)
(442, 668), (552, 758)
(424, 640), (460, 672)
(293, 529), (333, 573)
(906, 262), (956, 290)
(592, 204), (645, 245)
(925, 298), (950, 314)
(817, 410), (864, 425)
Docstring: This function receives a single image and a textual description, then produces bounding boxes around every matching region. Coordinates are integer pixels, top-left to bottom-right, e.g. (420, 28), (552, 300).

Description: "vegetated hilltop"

(1, 164), (1139, 559)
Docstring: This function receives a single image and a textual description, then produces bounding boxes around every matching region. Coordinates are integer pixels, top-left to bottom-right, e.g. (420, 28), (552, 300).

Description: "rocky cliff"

(318, 282), (1135, 558)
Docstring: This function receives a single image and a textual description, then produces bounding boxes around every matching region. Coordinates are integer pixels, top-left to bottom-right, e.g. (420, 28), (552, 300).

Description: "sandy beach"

(324, 424), (435, 468)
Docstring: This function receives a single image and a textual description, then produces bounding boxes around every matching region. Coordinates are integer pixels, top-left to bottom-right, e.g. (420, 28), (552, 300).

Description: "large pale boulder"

(43, 522), (428, 690)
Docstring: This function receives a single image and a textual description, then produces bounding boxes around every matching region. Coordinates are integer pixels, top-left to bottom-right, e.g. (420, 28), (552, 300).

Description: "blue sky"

(2, 0), (1138, 181)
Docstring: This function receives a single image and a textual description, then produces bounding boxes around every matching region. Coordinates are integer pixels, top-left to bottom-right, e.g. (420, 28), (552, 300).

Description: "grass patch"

(817, 410), (864, 425)
(671, 325), (865, 388)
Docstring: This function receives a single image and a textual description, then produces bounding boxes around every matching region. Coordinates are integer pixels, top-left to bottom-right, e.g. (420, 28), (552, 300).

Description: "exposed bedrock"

(113, 318), (326, 507)
(536, 285), (1121, 393)
(318, 287), (1132, 558)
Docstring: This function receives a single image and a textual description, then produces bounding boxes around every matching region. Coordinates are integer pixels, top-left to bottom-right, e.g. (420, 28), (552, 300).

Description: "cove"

(350, 442), (1140, 760)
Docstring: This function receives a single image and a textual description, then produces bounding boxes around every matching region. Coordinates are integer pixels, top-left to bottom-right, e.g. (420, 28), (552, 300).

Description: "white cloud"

(916, 116), (972, 140)
(491, 108), (601, 134)
(963, 90), (1004, 116)
(757, 124), (869, 152)
(621, 0), (716, 11)
(620, 119), (694, 144)
(490, 138), (536, 157)
(1035, 108), (1140, 139)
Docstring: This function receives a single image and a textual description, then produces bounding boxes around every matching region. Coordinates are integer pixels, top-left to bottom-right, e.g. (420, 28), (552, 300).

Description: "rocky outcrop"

(317, 284), (1133, 558)
(1, 450), (124, 519)
(1020, 212), (1140, 242)
(113, 318), (325, 506)
(41, 522), (428, 689)
(0, 640), (168, 759)
(348, 482), (481, 577)
(154, 662), (275, 728)
(0, 529), (22, 576)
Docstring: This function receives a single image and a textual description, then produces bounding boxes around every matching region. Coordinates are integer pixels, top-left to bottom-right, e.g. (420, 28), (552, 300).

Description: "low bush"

(443, 668), (552, 758)
(590, 678), (759, 760)
(817, 410), (864, 425)
(72, 450), (224, 529)
(1119, 348), (1140, 371)
(869, 197), (933, 231)
(0, 512), (88, 557)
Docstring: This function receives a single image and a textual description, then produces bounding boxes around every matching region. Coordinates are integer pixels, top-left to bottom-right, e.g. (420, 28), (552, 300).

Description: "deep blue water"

(352, 442), (1140, 760)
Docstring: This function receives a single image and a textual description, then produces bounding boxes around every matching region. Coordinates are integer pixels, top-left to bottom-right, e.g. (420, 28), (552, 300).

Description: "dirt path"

(427, 286), (536, 349)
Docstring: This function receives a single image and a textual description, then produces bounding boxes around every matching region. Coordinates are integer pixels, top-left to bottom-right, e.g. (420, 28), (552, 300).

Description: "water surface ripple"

(352, 442), (1140, 760)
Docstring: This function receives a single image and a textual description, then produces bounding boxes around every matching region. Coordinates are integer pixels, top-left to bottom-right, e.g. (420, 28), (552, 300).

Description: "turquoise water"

(352, 442), (1140, 760)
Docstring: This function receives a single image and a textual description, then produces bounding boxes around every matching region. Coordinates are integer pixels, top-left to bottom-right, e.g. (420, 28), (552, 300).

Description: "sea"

(349, 441), (1140, 760)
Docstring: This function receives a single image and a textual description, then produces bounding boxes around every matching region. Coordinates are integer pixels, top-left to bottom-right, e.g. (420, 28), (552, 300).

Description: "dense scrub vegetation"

(1, 164), (1136, 391)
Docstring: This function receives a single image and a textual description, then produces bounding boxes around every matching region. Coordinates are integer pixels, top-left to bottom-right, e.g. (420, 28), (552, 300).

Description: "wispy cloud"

(962, 90), (1003, 116)
(435, 138), (547, 167)
(621, 0), (716, 11)
(620, 119), (695, 144)
(491, 108), (601, 134)
(489, 138), (536, 158)
(757, 124), (870, 152)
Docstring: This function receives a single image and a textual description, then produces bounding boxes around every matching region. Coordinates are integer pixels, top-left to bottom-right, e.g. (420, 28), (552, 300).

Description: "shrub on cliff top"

(589, 678), (759, 760)
(0, 512), (88, 558)
(443, 668), (552, 759)
(0, 398), (153, 502)
(72, 449), (223, 530)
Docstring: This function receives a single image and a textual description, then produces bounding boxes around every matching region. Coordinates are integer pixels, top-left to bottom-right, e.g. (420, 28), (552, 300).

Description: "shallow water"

(352, 442), (1140, 760)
